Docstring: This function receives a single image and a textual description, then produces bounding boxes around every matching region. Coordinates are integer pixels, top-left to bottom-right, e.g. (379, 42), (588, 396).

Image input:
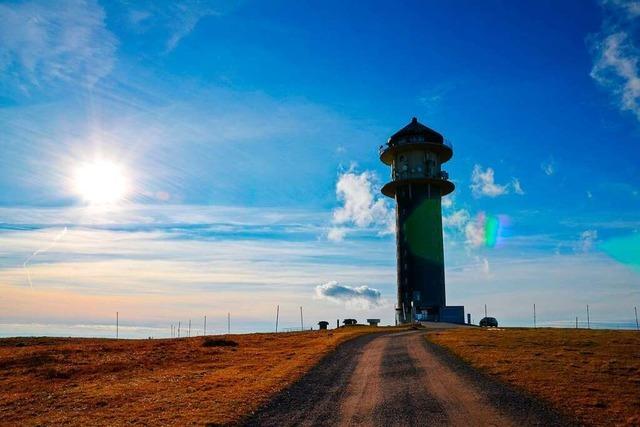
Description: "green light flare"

(485, 215), (500, 248)
(599, 233), (640, 273)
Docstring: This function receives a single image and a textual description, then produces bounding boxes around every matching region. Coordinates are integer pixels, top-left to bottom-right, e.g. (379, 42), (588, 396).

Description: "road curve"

(242, 330), (574, 427)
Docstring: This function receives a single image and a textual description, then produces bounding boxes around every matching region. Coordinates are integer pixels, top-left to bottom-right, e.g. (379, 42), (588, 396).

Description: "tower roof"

(388, 117), (444, 145)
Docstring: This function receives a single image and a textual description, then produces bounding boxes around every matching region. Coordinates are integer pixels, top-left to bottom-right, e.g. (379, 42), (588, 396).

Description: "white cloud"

(165, 2), (217, 52)
(329, 169), (394, 240)
(590, 0), (640, 121)
(471, 165), (508, 197)
(541, 159), (555, 176)
(478, 256), (490, 275)
(326, 227), (347, 242)
(465, 220), (485, 248)
(126, 1), (219, 53)
(512, 178), (525, 195)
(470, 165), (523, 198)
(577, 229), (598, 252)
(441, 196), (454, 208)
(443, 208), (485, 248)
(443, 209), (470, 230)
(315, 281), (383, 309)
(0, 0), (117, 88)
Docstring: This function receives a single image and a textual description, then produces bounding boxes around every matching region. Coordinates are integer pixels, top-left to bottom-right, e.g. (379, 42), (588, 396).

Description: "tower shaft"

(395, 183), (445, 322)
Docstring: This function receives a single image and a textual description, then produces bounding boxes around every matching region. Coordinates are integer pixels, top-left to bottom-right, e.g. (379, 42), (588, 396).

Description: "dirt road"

(243, 330), (573, 427)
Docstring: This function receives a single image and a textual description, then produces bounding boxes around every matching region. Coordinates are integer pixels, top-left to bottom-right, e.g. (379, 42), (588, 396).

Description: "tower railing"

(392, 170), (450, 181)
(378, 139), (453, 156)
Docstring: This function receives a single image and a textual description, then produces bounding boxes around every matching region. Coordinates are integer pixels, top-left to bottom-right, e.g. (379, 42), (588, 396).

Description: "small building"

(343, 318), (357, 326)
(440, 306), (465, 324)
(318, 321), (329, 330)
(366, 319), (381, 327)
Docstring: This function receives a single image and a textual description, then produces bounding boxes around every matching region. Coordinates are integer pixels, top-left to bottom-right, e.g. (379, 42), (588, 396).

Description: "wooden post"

(227, 312), (230, 335)
(586, 305), (590, 329)
(533, 303), (536, 328)
(116, 312), (119, 339)
(204, 315), (207, 336)
(188, 319), (191, 337)
(300, 306), (304, 331)
(178, 321), (181, 338)
(576, 317), (578, 329)
(275, 305), (280, 333)
(635, 307), (639, 331)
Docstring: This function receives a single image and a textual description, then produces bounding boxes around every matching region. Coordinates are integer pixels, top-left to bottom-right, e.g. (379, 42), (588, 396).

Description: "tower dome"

(388, 117), (444, 145)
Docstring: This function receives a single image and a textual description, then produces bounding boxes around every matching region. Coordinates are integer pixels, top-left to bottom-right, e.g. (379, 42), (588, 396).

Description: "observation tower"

(379, 117), (463, 324)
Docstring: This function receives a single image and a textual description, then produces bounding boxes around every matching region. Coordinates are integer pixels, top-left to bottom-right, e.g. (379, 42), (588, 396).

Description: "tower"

(379, 117), (455, 324)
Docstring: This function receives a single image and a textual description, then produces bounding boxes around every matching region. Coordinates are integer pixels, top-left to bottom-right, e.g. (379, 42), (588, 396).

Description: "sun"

(73, 160), (129, 205)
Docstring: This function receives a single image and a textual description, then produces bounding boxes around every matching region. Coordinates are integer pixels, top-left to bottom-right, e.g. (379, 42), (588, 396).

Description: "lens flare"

(475, 212), (510, 248)
(599, 233), (640, 272)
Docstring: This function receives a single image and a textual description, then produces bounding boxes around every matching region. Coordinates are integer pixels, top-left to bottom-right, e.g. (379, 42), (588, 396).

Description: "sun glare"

(73, 160), (129, 205)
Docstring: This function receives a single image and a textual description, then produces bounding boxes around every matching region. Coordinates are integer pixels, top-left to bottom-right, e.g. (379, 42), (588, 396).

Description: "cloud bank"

(315, 281), (383, 308)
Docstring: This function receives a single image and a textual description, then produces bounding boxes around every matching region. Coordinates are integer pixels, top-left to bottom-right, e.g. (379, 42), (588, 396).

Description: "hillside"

(428, 327), (640, 426)
(0, 327), (387, 426)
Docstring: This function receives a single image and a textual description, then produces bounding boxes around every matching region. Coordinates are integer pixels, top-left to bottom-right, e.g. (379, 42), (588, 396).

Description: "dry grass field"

(0, 327), (391, 426)
(428, 327), (640, 426)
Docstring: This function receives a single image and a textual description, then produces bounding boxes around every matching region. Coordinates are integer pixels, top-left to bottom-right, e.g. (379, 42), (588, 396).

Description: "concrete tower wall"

(395, 182), (446, 323)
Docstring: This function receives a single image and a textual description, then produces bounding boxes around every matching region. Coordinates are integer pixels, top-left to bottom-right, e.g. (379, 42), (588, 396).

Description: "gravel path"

(242, 330), (574, 427)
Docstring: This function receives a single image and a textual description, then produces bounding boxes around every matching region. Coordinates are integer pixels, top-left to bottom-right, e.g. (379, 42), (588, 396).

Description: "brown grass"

(0, 327), (397, 426)
(427, 327), (640, 426)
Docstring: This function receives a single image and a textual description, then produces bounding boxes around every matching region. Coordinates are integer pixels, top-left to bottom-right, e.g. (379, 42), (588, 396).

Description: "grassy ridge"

(0, 327), (396, 426)
(427, 328), (640, 426)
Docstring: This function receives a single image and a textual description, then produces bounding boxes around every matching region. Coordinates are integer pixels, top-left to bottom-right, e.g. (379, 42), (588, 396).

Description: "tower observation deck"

(379, 117), (462, 324)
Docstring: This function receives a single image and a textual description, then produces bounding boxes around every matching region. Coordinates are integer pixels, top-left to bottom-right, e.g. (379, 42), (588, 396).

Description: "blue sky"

(0, 0), (639, 337)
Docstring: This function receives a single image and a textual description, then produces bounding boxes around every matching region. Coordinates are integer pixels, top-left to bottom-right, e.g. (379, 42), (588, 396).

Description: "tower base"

(396, 305), (465, 324)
